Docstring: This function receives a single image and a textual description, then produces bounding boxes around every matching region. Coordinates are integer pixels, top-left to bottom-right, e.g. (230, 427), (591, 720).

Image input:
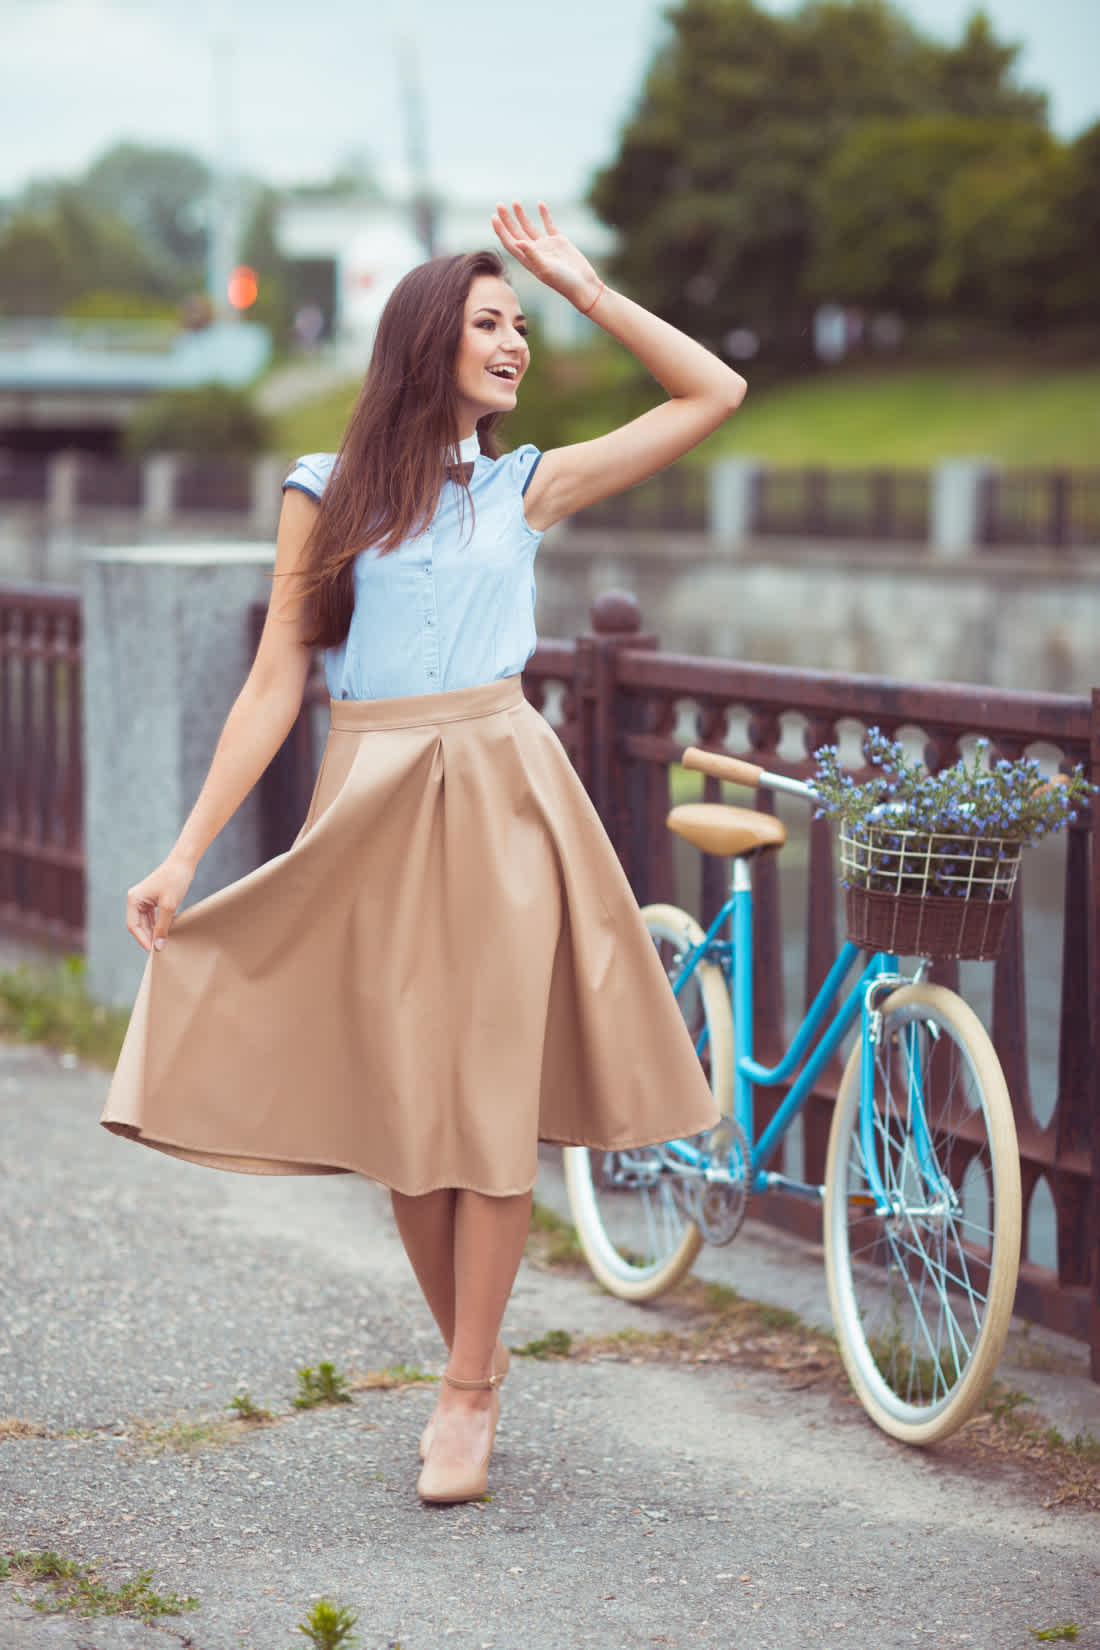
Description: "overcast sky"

(1, 0), (1097, 208)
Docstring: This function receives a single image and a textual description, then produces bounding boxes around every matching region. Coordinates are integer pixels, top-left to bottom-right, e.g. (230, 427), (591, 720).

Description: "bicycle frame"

(668, 855), (914, 1208)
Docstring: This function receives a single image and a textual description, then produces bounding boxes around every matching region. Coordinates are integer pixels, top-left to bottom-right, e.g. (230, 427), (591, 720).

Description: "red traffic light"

(227, 265), (259, 309)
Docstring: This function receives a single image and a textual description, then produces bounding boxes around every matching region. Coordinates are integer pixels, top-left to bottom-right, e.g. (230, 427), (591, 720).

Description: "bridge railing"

(0, 582), (84, 947)
(4, 449), (1100, 552)
(259, 593), (1100, 1377)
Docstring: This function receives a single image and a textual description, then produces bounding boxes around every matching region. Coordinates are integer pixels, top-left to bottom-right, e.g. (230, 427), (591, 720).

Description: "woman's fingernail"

(154, 937), (165, 951)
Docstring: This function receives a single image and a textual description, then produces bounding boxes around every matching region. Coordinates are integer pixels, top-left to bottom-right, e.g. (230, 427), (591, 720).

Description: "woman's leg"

(390, 1187), (458, 1348)
(406, 1187), (532, 1495)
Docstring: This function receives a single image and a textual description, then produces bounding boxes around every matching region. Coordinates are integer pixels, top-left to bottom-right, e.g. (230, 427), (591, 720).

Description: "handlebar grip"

(682, 746), (764, 788)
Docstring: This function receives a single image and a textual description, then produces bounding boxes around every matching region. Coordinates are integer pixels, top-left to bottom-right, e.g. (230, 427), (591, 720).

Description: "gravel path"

(1, 1038), (1097, 1650)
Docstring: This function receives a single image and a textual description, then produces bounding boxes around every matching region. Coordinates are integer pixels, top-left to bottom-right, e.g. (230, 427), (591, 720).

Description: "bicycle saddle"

(666, 803), (787, 859)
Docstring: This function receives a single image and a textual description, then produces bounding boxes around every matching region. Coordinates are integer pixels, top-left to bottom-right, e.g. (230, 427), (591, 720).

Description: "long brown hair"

(298, 250), (509, 647)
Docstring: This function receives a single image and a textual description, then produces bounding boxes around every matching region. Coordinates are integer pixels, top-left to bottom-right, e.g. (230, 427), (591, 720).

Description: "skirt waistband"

(329, 675), (524, 732)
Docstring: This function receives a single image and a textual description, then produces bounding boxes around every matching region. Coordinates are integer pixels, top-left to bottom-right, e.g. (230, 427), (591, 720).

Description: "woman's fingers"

(511, 201), (543, 240)
(538, 202), (560, 237)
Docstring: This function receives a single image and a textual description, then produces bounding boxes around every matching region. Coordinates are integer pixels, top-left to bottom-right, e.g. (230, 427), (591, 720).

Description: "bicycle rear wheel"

(563, 904), (733, 1301)
(823, 983), (1020, 1444)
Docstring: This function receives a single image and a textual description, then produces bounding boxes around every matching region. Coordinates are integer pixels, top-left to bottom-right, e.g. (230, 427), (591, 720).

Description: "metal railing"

(0, 582), (84, 947)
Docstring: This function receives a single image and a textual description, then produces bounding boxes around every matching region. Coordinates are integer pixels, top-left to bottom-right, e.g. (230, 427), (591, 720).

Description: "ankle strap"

(442, 1370), (503, 1391)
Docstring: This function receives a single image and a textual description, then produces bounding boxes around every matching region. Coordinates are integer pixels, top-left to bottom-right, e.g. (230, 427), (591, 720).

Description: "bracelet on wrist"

(578, 281), (606, 317)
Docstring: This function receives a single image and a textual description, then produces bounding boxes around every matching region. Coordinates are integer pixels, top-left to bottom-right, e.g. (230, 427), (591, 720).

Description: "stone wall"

(536, 529), (1100, 697)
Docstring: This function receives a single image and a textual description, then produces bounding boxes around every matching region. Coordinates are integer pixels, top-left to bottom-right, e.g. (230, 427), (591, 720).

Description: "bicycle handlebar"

(682, 746), (815, 801)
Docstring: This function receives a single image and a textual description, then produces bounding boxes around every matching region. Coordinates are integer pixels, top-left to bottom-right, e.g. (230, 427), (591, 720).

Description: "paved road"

(1, 1037), (1098, 1650)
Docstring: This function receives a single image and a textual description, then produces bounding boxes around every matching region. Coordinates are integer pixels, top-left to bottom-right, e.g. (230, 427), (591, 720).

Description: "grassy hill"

(271, 361), (1100, 470)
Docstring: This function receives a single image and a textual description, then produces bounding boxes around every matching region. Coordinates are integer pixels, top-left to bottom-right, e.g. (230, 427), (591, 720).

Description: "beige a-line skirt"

(101, 675), (720, 1196)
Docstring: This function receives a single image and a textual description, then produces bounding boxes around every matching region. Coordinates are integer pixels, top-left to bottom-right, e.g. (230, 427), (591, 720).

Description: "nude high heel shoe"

(418, 1339), (509, 1462)
(416, 1372), (501, 1505)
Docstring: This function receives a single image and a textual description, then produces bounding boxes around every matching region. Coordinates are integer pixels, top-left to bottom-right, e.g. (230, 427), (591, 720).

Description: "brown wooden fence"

(261, 591), (1100, 1377)
(0, 582), (84, 947)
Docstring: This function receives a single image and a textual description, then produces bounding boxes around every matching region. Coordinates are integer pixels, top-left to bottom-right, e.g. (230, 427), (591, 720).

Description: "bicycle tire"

(563, 904), (734, 1302)
(823, 982), (1021, 1445)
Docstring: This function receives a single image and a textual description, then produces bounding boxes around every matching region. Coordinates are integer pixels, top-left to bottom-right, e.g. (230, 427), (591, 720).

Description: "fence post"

(82, 543), (275, 1006)
(708, 457), (761, 551)
(142, 455), (178, 528)
(573, 590), (656, 888)
(931, 458), (996, 556)
(251, 454), (288, 534)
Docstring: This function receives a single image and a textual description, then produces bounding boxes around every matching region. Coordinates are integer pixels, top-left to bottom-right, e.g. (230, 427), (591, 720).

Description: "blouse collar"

(449, 432), (481, 465)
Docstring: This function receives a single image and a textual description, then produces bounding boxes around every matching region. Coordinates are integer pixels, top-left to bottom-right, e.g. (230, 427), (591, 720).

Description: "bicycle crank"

(686, 1118), (751, 1246)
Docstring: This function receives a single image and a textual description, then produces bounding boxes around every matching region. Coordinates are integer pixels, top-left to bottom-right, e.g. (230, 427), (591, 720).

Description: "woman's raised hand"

(126, 854), (197, 952)
(492, 202), (603, 313)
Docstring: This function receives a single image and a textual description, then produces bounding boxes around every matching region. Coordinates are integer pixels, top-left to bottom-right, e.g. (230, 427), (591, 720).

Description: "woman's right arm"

(126, 488), (320, 952)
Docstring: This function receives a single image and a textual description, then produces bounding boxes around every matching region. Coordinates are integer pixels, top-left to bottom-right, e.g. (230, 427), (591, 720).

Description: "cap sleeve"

(283, 452), (337, 500)
(505, 443), (543, 496)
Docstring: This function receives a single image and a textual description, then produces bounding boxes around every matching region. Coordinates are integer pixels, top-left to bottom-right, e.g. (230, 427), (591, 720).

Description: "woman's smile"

(454, 274), (529, 426)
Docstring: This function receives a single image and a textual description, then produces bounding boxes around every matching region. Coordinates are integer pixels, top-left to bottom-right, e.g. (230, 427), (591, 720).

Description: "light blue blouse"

(283, 444), (544, 702)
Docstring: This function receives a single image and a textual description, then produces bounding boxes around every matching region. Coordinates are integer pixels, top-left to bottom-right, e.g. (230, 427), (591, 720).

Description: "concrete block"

(708, 457), (761, 551)
(932, 459), (997, 557)
(83, 542), (275, 1006)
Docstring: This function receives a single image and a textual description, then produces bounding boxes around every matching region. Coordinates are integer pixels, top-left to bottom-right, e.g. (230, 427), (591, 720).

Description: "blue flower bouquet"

(812, 729), (1092, 960)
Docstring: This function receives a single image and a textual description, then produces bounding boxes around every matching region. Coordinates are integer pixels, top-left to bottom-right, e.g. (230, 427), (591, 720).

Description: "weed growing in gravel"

(1029, 1626), (1080, 1642)
(226, 1389), (275, 1422)
(350, 1365), (438, 1391)
(297, 1596), (360, 1648)
(511, 1329), (573, 1359)
(0, 1417), (47, 1440)
(4, 1552), (197, 1622)
(294, 1362), (352, 1409)
(133, 1415), (233, 1454)
(526, 1202), (585, 1266)
(0, 957), (128, 1067)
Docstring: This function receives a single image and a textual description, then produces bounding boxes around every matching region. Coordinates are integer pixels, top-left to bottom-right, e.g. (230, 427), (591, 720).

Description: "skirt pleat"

(101, 676), (720, 1195)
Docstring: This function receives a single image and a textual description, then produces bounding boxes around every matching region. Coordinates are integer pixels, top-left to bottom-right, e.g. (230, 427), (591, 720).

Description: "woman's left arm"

(492, 202), (747, 533)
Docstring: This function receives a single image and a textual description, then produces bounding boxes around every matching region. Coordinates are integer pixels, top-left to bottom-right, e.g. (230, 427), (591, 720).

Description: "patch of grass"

(1029, 1625), (1080, 1643)
(985, 1383), (1037, 1424)
(0, 1417), (47, 1440)
(225, 1388), (276, 1423)
(297, 1596), (360, 1649)
(349, 1364), (438, 1392)
(5, 1552), (198, 1622)
(697, 362), (1100, 469)
(526, 1201), (585, 1267)
(0, 956), (128, 1068)
(132, 1414), (234, 1454)
(293, 1362), (352, 1409)
(511, 1329), (574, 1360)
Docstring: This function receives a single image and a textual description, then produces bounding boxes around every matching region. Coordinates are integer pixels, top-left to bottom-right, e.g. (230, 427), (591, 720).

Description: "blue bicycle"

(564, 746), (1022, 1444)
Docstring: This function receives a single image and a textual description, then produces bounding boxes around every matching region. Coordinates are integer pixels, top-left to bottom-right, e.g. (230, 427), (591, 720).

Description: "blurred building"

(275, 195), (616, 365)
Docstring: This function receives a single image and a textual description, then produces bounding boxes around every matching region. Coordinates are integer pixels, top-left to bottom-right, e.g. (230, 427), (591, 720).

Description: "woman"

(102, 202), (747, 1504)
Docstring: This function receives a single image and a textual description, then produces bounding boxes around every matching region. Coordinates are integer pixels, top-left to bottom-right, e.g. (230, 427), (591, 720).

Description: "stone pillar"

(708, 457), (761, 551)
(83, 543), (275, 1006)
(142, 455), (178, 528)
(251, 453), (288, 534)
(46, 451), (81, 525)
(931, 459), (997, 557)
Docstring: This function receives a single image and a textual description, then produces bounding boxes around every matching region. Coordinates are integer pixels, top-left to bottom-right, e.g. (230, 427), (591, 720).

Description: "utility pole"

(206, 32), (240, 320)
(397, 31), (437, 259)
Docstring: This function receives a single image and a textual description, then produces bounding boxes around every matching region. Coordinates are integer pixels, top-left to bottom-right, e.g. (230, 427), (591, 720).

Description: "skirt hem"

(100, 1109), (719, 1199)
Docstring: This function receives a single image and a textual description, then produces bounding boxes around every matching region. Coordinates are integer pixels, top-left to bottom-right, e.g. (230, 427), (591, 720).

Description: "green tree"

(239, 186), (293, 347)
(807, 114), (1065, 323)
(0, 189), (166, 315)
(125, 384), (270, 457)
(591, 0), (1049, 358)
(930, 128), (1073, 325)
(80, 141), (209, 276)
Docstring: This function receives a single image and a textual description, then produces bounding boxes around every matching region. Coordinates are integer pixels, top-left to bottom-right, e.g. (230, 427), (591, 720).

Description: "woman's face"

(453, 275), (530, 431)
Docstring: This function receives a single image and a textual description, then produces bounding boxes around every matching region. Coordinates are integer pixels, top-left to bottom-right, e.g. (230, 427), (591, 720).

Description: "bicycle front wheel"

(824, 983), (1021, 1444)
(563, 904), (733, 1302)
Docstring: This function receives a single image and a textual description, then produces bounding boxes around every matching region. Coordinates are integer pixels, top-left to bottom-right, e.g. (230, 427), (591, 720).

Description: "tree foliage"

(591, 0), (1069, 353)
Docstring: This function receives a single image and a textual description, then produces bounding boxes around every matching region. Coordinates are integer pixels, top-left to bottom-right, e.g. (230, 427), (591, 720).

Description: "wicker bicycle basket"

(838, 822), (1022, 961)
